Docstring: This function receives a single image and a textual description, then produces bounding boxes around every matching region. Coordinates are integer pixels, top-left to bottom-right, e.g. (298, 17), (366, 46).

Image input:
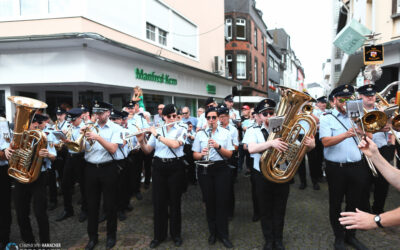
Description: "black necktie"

(261, 128), (269, 141)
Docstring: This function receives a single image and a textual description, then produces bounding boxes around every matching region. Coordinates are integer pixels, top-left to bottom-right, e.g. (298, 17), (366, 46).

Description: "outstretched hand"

(358, 136), (378, 158)
(339, 208), (376, 230)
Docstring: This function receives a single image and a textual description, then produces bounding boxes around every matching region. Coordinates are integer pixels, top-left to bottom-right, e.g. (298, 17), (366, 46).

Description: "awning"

(233, 96), (265, 103)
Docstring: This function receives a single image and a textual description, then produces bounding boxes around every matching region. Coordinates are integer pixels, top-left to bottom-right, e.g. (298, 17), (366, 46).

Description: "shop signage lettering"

(207, 84), (216, 94)
(135, 68), (177, 85)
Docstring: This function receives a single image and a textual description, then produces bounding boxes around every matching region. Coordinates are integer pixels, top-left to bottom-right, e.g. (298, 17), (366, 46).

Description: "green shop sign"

(135, 68), (177, 85)
(207, 84), (216, 94)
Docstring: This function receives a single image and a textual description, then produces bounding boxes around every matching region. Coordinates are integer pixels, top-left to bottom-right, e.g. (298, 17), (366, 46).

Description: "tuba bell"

(7, 96), (48, 184)
(260, 87), (317, 183)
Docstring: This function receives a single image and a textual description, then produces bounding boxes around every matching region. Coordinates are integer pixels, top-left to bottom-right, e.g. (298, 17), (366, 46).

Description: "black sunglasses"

(182, 112), (188, 115)
(167, 114), (177, 119)
(261, 111), (274, 117)
(206, 116), (217, 120)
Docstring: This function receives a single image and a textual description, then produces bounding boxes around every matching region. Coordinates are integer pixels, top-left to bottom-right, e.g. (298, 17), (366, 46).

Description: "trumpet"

(121, 121), (178, 140)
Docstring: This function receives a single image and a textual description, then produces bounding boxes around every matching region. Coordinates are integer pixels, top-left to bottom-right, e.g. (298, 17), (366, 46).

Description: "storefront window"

(0, 90), (5, 116)
(175, 96), (197, 116)
(110, 93), (131, 111)
(20, 0), (42, 16)
(143, 93), (172, 116)
(79, 91), (103, 110)
(46, 91), (73, 120)
(18, 91), (37, 99)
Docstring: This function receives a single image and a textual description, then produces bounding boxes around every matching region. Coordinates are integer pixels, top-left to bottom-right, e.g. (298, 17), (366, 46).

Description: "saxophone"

(7, 96), (48, 184)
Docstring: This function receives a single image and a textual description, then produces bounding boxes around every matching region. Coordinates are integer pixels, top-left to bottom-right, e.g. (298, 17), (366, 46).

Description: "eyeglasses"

(166, 114), (177, 119)
(338, 98), (352, 103)
(261, 111), (274, 117)
(206, 116), (217, 120)
(182, 112), (188, 115)
(158, 108), (163, 110)
(38, 121), (43, 125)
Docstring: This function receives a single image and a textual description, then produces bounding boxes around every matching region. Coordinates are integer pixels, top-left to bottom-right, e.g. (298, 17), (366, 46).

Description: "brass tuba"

(7, 96), (48, 184)
(260, 87), (317, 183)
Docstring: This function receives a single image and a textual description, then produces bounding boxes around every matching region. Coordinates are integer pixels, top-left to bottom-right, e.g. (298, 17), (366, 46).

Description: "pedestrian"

(193, 106), (234, 248)
(136, 104), (187, 248)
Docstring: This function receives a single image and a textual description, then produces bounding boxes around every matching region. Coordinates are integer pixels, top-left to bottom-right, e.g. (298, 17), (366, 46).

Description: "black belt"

(154, 156), (184, 163)
(67, 152), (84, 158)
(86, 161), (113, 168)
(325, 159), (363, 168)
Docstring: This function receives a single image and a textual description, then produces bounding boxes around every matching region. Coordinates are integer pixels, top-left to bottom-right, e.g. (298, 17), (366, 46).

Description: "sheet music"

(267, 116), (285, 134)
(346, 100), (364, 118)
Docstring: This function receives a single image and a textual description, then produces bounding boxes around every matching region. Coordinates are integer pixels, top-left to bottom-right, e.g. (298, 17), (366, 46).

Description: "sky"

(257, 0), (333, 84)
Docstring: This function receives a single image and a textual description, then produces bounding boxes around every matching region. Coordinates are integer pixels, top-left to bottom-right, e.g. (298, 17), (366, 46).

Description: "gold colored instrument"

(301, 104), (313, 115)
(260, 86), (317, 183)
(7, 96), (48, 184)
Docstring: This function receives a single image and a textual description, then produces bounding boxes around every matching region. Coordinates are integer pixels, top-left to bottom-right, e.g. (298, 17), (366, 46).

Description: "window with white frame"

(236, 54), (246, 79)
(261, 36), (264, 54)
(146, 23), (156, 41)
(254, 27), (257, 48)
(0, 0), (13, 17)
(158, 28), (167, 46)
(20, 0), (42, 15)
(225, 18), (232, 40)
(269, 56), (274, 69)
(273, 59), (279, 71)
(236, 18), (246, 40)
(397, 0), (400, 13)
(261, 64), (265, 86)
(254, 60), (258, 83)
(226, 54), (233, 79)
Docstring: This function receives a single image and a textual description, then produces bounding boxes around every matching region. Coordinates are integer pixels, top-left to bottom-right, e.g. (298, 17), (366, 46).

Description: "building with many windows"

(333, 0), (400, 94)
(224, 0), (269, 101)
(0, 0), (236, 119)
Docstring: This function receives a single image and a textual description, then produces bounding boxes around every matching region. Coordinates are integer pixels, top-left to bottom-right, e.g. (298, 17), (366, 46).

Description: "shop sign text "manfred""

(135, 68), (177, 85)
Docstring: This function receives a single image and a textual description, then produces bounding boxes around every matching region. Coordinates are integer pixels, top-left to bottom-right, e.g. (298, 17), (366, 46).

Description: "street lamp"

(237, 84), (242, 116)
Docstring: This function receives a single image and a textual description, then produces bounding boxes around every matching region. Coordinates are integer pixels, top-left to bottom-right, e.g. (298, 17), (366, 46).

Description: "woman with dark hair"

(192, 107), (234, 248)
(137, 104), (187, 248)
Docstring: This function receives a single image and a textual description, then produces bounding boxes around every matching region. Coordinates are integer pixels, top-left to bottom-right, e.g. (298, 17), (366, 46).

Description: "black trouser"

(298, 152), (319, 185)
(254, 170), (289, 242)
(184, 144), (196, 184)
(314, 132), (324, 179)
(144, 151), (154, 186)
(228, 153), (238, 218)
(371, 145), (394, 214)
(131, 150), (144, 195)
(325, 160), (372, 239)
(152, 158), (185, 241)
(47, 167), (58, 205)
(0, 165), (11, 245)
(249, 158), (259, 218)
(85, 162), (119, 240)
(117, 159), (130, 212)
(62, 153), (87, 213)
(197, 163), (231, 239)
(14, 172), (49, 243)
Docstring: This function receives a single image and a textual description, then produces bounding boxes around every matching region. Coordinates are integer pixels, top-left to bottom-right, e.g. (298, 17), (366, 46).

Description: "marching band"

(0, 83), (399, 250)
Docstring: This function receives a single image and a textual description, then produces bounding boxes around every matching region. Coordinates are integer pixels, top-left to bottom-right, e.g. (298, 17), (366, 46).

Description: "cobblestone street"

(9, 171), (400, 249)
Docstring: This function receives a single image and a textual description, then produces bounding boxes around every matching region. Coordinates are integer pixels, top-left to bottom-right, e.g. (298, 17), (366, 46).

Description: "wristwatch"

(218, 144), (222, 150)
(155, 134), (161, 140)
(374, 214), (384, 228)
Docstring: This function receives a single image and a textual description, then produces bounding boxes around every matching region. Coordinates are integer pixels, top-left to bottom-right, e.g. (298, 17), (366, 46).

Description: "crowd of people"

(0, 83), (399, 250)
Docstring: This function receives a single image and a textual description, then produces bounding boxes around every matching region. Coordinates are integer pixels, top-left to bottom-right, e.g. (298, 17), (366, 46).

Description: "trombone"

(345, 99), (380, 176)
